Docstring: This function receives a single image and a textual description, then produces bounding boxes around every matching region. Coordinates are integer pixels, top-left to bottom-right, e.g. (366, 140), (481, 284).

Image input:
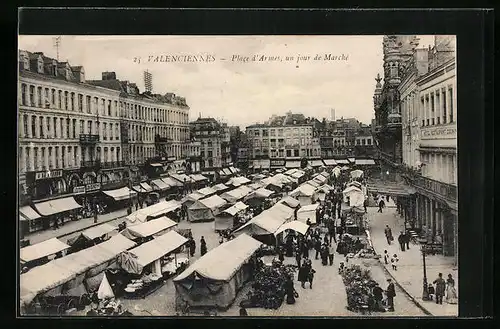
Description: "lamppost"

(421, 245), (430, 301)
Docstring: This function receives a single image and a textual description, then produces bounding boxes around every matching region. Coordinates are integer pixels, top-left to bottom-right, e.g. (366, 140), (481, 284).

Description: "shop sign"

(421, 126), (457, 140)
(85, 183), (102, 193)
(73, 186), (86, 195)
(270, 160), (286, 167)
(35, 169), (63, 180)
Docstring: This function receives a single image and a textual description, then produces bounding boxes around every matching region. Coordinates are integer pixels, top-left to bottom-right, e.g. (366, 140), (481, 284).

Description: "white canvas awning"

(103, 187), (137, 201)
(128, 231), (188, 267)
(198, 195), (227, 210)
(140, 182), (153, 192)
(181, 191), (205, 204)
(297, 203), (320, 224)
(280, 196), (300, 208)
(290, 184), (316, 197)
(310, 160), (324, 167)
(323, 159), (337, 166)
(82, 223), (117, 240)
(285, 161), (301, 168)
(127, 217), (177, 238)
(336, 159), (349, 164)
(350, 169), (364, 178)
(171, 173), (194, 183)
(197, 186), (217, 197)
(20, 238), (70, 263)
(162, 177), (183, 187)
(274, 221), (310, 236)
(222, 201), (249, 216)
(291, 170), (306, 179)
(355, 159), (376, 165)
(127, 200), (182, 223)
(151, 179), (170, 191)
(305, 180), (320, 188)
(174, 234), (261, 282)
(190, 174), (208, 182)
(250, 188), (274, 199)
(229, 176), (251, 187)
(212, 183), (230, 192)
(221, 185), (253, 203)
(19, 206), (41, 220)
(33, 197), (82, 216)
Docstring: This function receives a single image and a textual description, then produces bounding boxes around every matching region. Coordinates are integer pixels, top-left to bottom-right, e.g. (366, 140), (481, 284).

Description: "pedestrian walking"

(398, 232), (406, 252)
(372, 283), (385, 312)
(384, 225), (393, 245)
(385, 279), (396, 311)
(378, 199), (385, 213)
(404, 231), (411, 250)
(446, 274), (458, 304)
(363, 198), (368, 213)
(328, 242), (335, 266)
(189, 237), (196, 257)
(433, 273), (446, 305)
(314, 237), (321, 260)
(200, 236), (207, 256)
(298, 263), (308, 289)
(295, 248), (302, 268)
(320, 243), (329, 266)
(383, 250), (389, 265)
(307, 264), (316, 289)
(391, 254), (399, 270)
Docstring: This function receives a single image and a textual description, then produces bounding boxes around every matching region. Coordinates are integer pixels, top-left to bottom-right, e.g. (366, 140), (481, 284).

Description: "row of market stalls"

(249, 158), (376, 170)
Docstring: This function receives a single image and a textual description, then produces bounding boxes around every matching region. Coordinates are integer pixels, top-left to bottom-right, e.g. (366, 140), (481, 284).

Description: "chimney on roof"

(102, 71), (117, 80)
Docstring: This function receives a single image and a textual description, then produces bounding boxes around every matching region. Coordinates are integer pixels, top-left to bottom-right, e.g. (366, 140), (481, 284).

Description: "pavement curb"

(370, 234), (433, 316)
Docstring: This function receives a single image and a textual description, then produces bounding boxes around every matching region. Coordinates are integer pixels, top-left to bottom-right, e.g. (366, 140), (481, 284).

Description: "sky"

(18, 35), (436, 129)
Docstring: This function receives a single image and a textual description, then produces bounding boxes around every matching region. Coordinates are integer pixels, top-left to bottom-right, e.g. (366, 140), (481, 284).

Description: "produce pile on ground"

(340, 264), (378, 312)
(248, 260), (297, 309)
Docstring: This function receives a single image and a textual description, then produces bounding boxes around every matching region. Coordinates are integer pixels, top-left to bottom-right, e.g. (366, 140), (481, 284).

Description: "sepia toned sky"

(18, 35), (435, 128)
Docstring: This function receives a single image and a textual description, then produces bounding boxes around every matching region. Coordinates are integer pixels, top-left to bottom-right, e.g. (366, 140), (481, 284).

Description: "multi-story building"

(190, 117), (231, 179)
(18, 51), (125, 204)
(246, 112), (322, 170)
(354, 125), (376, 158)
(18, 50), (193, 205)
(373, 35), (420, 166)
(398, 36), (457, 262)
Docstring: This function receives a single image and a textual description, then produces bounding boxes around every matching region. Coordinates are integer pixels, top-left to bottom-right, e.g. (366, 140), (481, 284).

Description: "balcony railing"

(155, 136), (173, 143)
(407, 173), (457, 203)
(79, 134), (100, 144)
(80, 160), (101, 168)
(100, 161), (126, 169)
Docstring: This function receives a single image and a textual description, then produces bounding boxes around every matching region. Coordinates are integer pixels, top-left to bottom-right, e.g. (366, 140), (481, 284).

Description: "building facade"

(189, 117), (231, 178)
(398, 36), (457, 262)
(18, 50), (193, 205)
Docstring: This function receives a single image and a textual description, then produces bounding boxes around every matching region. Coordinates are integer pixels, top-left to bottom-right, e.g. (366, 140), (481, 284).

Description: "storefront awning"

(33, 197), (82, 217)
(162, 177), (183, 187)
(366, 183), (416, 196)
(222, 168), (233, 176)
(323, 159), (337, 166)
(19, 206), (41, 221)
(310, 160), (324, 167)
(140, 182), (153, 192)
(20, 238), (70, 263)
(335, 159), (349, 164)
(285, 161), (301, 168)
(103, 187), (137, 201)
(151, 179), (170, 191)
(150, 163), (163, 167)
(355, 159), (376, 165)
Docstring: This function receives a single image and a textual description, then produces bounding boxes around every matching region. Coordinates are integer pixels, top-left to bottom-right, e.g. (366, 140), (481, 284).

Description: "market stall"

(212, 183), (230, 194)
(173, 233), (262, 310)
(244, 188), (275, 206)
(274, 220), (310, 237)
(323, 159), (338, 167)
(340, 205), (366, 235)
(289, 184), (317, 206)
(220, 185), (253, 204)
(181, 191), (205, 208)
(214, 201), (249, 232)
(316, 184), (334, 201)
(279, 196), (301, 209)
(124, 217), (178, 241)
(66, 223), (118, 254)
(196, 186), (218, 198)
(228, 176), (251, 187)
(350, 169), (364, 179)
(187, 195), (227, 222)
(296, 203), (320, 224)
(126, 200), (182, 224)
(342, 186), (365, 207)
(259, 177), (283, 193)
(248, 181), (266, 190)
(20, 238), (70, 270)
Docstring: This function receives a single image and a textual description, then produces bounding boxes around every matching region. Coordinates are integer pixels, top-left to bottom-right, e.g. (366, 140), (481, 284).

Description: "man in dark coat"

(385, 279), (396, 311)
(295, 247), (302, 268)
(314, 237), (322, 260)
(397, 232), (406, 252)
(384, 225), (393, 245)
(372, 283), (385, 311)
(404, 231), (411, 250)
(200, 236), (207, 256)
(189, 237), (196, 257)
(298, 263), (308, 288)
(433, 273), (446, 305)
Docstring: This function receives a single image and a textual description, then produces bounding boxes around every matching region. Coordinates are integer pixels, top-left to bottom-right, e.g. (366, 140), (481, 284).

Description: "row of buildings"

(18, 50), (232, 206)
(241, 112), (376, 170)
(372, 35), (457, 263)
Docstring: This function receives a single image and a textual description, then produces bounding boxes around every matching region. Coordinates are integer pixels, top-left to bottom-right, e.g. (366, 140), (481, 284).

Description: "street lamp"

(421, 245), (430, 301)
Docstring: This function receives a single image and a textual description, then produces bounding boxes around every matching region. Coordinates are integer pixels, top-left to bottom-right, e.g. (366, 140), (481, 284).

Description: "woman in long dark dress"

(285, 276), (297, 304)
(320, 244), (329, 266)
(298, 263), (308, 288)
(285, 236), (294, 257)
(200, 237), (207, 256)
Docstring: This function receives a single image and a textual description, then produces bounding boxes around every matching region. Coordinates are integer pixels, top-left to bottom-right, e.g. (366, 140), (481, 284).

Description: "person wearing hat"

(385, 278), (396, 311)
(372, 282), (384, 312)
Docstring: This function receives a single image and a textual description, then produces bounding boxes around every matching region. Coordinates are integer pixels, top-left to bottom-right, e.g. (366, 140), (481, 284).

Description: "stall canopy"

(19, 205), (41, 221)
(290, 184), (316, 198)
(212, 183), (230, 192)
(127, 200), (182, 223)
(220, 185), (253, 203)
(248, 181), (266, 190)
(247, 188), (274, 199)
(171, 173), (194, 184)
(285, 161), (301, 169)
(103, 187), (137, 201)
(355, 159), (376, 166)
(140, 182), (153, 192)
(323, 159), (337, 166)
(318, 184), (334, 193)
(181, 191), (205, 205)
(350, 169), (364, 179)
(274, 221), (310, 236)
(234, 204), (292, 236)
(336, 159), (349, 165)
(261, 177), (283, 189)
(190, 174), (208, 182)
(82, 223), (117, 240)
(291, 170), (306, 179)
(127, 231), (188, 268)
(347, 181), (363, 189)
(343, 186), (365, 207)
(151, 179), (170, 191)
(198, 195), (227, 210)
(280, 196), (300, 208)
(284, 168), (299, 176)
(313, 174), (328, 185)
(273, 173), (295, 184)
(20, 238), (70, 263)
(304, 180), (320, 188)
(310, 159), (324, 167)
(127, 216), (177, 238)
(297, 203), (320, 224)
(366, 181), (416, 197)
(174, 233), (261, 282)
(228, 176), (251, 187)
(252, 174), (267, 181)
(33, 197), (82, 217)
(20, 234), (136, 306)
(197, 186), (217, 197)
(188, 195), (228, 222)
(221, 201), (249, 216)
(162, 177), (183, 187)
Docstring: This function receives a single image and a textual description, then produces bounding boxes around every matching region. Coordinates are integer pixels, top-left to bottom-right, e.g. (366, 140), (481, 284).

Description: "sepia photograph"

(18, 34), (458, 317)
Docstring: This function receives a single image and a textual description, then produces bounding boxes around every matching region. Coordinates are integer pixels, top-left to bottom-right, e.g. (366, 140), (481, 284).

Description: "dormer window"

(37, 57), (44, 73)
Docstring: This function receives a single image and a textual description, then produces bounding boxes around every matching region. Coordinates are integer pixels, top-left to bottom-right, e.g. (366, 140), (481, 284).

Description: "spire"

(375, 73), (382, 88)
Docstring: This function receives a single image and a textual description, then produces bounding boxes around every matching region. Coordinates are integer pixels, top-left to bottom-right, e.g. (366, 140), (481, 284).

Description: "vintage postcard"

(18, 34), (458, 317)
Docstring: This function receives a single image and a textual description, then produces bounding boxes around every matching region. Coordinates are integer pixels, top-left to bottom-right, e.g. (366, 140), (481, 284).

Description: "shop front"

(27, 169), (67, 201)
(270, 159), (286, 171)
